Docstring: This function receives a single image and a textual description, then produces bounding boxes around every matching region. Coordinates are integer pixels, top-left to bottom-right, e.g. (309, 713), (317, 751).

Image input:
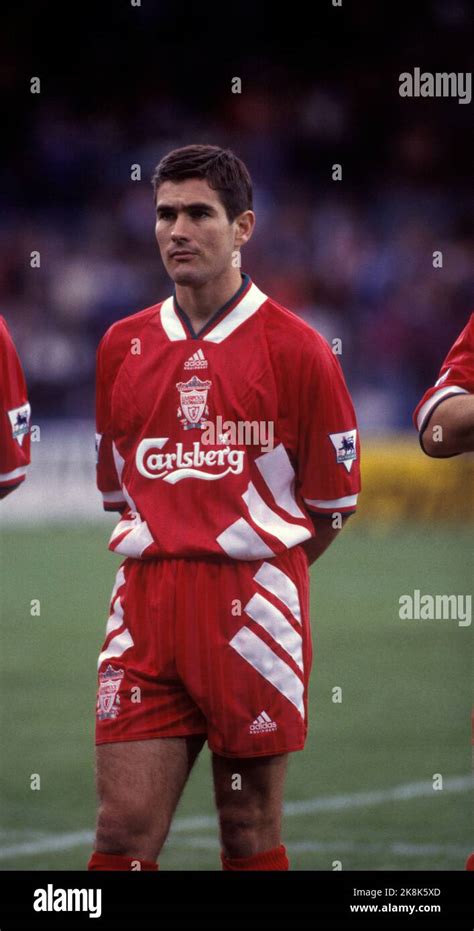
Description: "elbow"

(419, 428), (462, 458)
(420, 432), (442, 457)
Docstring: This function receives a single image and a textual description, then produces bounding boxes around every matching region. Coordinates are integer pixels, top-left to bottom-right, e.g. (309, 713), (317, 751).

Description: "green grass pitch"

(0, 521), (471, 871)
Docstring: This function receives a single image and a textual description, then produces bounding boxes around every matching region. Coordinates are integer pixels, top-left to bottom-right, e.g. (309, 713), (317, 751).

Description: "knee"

(218, 803), (271, 846)
(95, 801), (153, 856)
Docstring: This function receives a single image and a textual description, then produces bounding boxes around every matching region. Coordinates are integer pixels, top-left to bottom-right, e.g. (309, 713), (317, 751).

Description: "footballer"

(0, 316), (31, 498)
(414, 313), (474, 873)
(414, 313), (474, 457)
(89, 145), (360, 872)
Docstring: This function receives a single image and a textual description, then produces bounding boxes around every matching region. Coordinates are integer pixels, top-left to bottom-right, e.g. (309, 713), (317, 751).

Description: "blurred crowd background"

(2, 0), (472, 432)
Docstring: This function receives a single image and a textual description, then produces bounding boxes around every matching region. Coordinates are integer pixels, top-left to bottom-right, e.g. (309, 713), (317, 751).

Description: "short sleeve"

(296, 334), (361, 516)
(413, 313), (474, 437)
(0, 317), (31, 497)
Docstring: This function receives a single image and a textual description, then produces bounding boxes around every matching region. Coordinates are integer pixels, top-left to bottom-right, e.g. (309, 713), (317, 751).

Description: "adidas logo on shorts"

(184, 349), (208, 370)
(249, 710), (278, 734)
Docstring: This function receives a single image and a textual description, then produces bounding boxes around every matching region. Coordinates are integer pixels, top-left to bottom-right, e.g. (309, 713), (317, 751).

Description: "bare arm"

(421, 394), (474, 457)
(105, 503), (128, 514)
(302, 514), (351, 567)
(0, 484), (21, 500)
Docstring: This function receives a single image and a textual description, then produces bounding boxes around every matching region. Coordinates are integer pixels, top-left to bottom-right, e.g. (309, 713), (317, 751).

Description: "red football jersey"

(96, 273), (361, 560)
(0, 316), (31, 497)
(414, 313), (474, 437)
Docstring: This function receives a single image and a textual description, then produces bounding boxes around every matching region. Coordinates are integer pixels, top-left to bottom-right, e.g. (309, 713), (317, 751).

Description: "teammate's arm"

(302, 514), (351, 567)
(0, 483), (20, 500)
(0, 482), (19, 500)
(420, 394), (474, 457)
(414, 314), (474, 458)
(0, 317), (31, 498)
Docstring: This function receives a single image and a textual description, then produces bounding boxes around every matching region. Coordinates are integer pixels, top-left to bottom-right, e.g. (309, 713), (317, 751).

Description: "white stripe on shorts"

(229, 626), (304, 718)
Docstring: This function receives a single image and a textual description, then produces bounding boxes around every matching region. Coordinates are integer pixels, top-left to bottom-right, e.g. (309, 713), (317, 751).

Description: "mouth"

(170, 251), (197, 261)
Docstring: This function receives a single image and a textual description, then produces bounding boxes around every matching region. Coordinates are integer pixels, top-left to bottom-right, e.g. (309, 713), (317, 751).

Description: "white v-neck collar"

(160, 279), (268, 343)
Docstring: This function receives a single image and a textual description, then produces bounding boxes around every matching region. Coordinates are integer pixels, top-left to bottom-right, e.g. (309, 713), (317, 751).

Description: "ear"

(234, 210), (256, 247)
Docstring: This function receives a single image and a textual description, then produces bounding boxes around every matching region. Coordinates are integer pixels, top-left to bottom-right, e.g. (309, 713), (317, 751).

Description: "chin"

(169, 266), (206, 287)
(172, 270), (199, 286)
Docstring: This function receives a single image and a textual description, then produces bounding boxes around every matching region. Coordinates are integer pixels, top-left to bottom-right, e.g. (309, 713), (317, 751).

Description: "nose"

(170, 213), (191, 240)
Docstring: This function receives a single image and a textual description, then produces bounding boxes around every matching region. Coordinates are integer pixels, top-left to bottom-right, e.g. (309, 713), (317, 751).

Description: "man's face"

(154, 177), (253, 287)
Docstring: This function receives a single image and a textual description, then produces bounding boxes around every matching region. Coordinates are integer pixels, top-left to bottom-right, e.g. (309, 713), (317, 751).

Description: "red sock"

(466, 853), (474, 871)
(87, 851), (158, 871)
(221, 843), (289, 871)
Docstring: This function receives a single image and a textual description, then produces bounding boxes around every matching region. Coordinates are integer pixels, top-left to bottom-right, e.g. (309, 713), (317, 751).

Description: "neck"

(175, 267), (244, 326)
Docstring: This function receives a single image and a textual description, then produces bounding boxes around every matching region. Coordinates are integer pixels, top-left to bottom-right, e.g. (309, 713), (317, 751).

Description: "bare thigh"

(94, 734), (205, 861)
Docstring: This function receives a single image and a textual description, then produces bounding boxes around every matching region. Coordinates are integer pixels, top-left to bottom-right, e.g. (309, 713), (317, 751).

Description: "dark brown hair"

(151, 145), (253, 223)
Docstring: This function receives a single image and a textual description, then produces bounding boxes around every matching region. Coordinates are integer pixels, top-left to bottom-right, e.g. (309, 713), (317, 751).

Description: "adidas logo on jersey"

(184, 349), (208, 370)
(249, 711), (278, 734)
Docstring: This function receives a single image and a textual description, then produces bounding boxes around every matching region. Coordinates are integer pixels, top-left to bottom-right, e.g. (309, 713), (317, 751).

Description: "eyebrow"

(155, 201), (216, 214)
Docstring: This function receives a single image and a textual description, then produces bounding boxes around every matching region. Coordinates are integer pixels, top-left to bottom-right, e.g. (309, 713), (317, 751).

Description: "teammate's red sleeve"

(296, 333), (361, 517)
(413, 313), (474, 439)
(0, 316), (31, 498)
(95, 330), (127, 512)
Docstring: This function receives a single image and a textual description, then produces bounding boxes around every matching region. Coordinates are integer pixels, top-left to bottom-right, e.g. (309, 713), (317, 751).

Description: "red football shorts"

(95, 546), (311, 757)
